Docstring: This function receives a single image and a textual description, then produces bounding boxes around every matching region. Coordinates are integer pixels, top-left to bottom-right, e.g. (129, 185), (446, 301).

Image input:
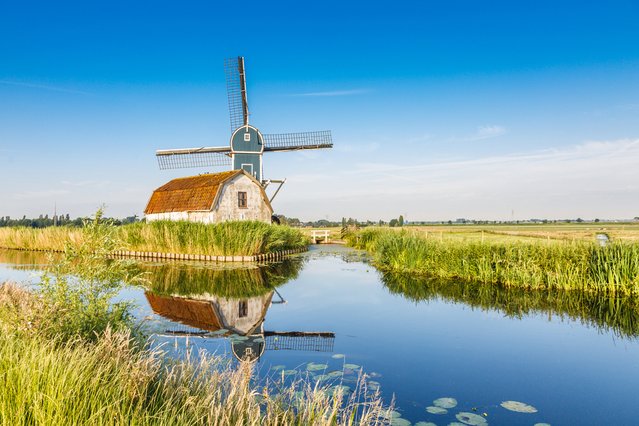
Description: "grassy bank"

(346, 228), (639, 296)
(0, 218), (388, 425)
(0, 219), (309, 256)
(0, 285), (386, 425)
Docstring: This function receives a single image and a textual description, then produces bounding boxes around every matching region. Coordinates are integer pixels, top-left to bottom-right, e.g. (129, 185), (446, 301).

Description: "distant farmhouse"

(144, 170), (273, 224)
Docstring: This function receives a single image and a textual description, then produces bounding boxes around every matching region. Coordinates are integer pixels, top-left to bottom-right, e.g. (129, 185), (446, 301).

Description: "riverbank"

(346, 228), (639, 296)
(0, 283), (387, 425)
(0, 220), (309, 257)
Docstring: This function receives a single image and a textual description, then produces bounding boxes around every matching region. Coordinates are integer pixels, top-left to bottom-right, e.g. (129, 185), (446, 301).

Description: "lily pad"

(282, 369), (297, 376)
(327, 370), (343, 378)
(331, 353), (345, 359)
(369, 372), (383, 378)
(415, 423), (437, 426)
(389, 410), (402, 419)
(500, 400), (538, 413)
(391, 419), (411, 426)
(367, 381), (380, 391)
(306, 362), (328, 372)
(325, 385), (351, 396)
(270, 365), (285, 371)
(314, 374), (330, 382)
(426, 406), (447, 415)
(455, 412), (487, 426)
(534, 424), (551, 426)
(434, 397), (458, 409)
(343, 363), (361, 370)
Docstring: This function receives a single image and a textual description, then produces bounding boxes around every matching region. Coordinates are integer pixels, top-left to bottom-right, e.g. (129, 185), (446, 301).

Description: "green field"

(301, 222), (639, 244)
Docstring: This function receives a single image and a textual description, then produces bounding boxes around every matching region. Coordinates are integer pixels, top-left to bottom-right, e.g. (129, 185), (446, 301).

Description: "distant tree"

(398, 215), (404, 227)
(447, 220), (453, 225)
(595, 218), (600, 223)
(576, 218), (584, 223)
(389, 218), (399, 227)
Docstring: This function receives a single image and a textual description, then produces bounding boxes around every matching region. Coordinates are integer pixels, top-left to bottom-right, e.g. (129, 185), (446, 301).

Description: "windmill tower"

(155, 56), (333, 200)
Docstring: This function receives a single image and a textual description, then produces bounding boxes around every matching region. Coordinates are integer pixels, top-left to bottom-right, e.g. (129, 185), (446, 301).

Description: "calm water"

(2, 245), (639, 425)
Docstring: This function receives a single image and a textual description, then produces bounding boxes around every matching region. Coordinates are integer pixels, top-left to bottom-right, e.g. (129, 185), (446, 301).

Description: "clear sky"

(1, 0), (638, 221)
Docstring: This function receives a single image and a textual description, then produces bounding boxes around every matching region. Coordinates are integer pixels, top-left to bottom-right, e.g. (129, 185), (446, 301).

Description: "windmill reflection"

(142, 259), (334, 361)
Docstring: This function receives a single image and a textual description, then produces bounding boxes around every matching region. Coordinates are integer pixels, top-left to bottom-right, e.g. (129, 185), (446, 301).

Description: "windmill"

(155, 56), (333, 201)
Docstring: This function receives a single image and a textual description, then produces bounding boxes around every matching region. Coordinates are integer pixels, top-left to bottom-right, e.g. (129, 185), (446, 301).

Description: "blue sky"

(1, 0), (638, 221)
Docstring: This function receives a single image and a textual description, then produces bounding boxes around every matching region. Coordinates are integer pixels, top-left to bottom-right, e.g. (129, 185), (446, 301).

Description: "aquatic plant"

(0, 219), (309, 256)
(347, 228), (639, 296)
(0, 325), (389, 425)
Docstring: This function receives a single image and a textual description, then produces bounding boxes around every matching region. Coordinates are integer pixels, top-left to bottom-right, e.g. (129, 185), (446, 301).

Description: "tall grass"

(0, 307), (387, 425)
(121, 220), (308, 255)
(0, 220), (309, 256)
(346, 228), (639, 296)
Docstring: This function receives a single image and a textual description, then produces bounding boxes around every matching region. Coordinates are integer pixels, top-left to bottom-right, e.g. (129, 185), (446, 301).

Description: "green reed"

(0, 220), (309, 256)
(346, 228), (639, 296)
(0, 317), (387, 426)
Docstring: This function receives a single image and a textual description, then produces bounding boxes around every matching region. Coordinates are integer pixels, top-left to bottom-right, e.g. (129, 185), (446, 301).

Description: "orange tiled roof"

(145, 292), (222, 331)
(144, 170), (242, 214)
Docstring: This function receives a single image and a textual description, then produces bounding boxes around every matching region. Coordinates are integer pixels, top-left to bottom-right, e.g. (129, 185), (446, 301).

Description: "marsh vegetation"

(346, 228), (639, 295)
(0, 219), (309, 256)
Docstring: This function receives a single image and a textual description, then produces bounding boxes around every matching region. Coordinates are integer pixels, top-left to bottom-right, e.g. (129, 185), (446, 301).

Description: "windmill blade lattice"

(224, 57), (249, 131)
(263, 131), (333, 152)
(156, 148), (232, 170)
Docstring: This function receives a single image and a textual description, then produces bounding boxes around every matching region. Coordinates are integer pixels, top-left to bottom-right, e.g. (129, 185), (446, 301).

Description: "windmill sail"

(224, 56), (249, 131)
(263, 131), (333, 152)
(156, 147), (232, 170)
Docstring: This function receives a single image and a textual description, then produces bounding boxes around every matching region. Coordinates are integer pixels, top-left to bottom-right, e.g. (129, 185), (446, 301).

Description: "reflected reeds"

(383, 272), (639, 338)
(0, 249), (54, 271)
(141, 258), (304, 298)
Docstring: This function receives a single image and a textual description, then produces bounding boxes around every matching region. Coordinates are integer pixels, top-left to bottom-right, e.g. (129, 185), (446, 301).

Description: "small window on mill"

(239, 300), (248, 318)
(238, 191), (247, 208)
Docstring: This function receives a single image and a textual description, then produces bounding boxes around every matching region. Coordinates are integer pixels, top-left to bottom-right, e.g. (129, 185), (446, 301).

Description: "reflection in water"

(0, 249), (54, 271)
(383, 272), (639, 338)
(142, 259), (335, 361)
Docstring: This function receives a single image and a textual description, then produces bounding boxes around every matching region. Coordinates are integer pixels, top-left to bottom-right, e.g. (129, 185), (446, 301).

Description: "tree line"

(0, 214), (140, 228)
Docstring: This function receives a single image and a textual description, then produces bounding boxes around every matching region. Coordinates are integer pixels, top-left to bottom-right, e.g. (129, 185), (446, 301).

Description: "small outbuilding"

(144, 169), (273, 223)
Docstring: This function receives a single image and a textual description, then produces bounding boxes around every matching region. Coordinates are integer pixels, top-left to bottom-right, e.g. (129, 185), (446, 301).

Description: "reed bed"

(0, 220), (309, 256)
(0, 294), (388, 425)
(346, 228), (639, 296)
